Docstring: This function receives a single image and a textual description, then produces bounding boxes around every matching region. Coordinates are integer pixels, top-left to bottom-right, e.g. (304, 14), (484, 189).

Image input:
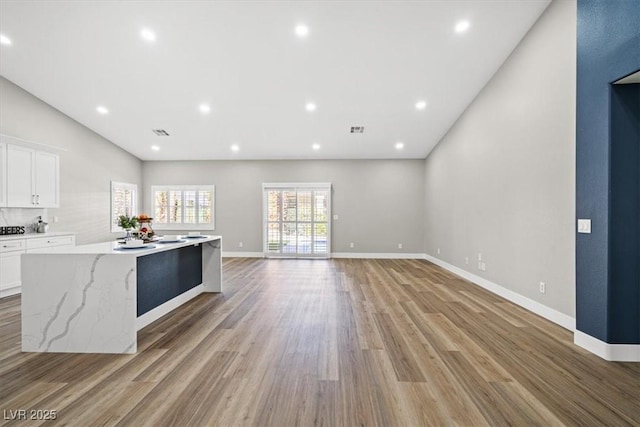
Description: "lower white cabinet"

(26, 235), (75, 253)
(0, 234), (75, 297)
(0, 239), (26, 298)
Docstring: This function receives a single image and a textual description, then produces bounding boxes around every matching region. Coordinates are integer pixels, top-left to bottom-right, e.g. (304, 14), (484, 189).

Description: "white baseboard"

(223, 252), (427, 259)
(331, 252), (427, 259)
(222, 251), (264, 258)
(423, 254), (576, 331)
(137, 284), (204, 330)
(0, 286), (21, 299)
(574, 330), (640, 362)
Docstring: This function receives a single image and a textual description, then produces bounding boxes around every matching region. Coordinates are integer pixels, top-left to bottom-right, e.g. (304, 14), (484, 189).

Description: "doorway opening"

(262, 183), (331, 258)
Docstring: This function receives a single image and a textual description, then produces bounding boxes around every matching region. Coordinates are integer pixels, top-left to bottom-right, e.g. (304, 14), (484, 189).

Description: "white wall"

(0, 76), (143, 244)
(143, 160), (425, 255)
(423, 0), (576, 316)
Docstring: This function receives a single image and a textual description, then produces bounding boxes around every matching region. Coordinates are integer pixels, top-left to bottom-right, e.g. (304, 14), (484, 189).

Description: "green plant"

(117, 215), (139, 229)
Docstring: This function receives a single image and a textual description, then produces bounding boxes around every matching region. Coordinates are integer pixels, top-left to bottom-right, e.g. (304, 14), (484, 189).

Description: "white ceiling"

(0, 0), (550, 161)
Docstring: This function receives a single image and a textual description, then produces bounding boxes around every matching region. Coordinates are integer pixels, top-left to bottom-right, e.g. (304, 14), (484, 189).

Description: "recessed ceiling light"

(140, 28), (156, 42)
(295, 24), (309, 38)
(151, 145), (160, 151)
(96, 105), (109, 115)
(199, 104), (211, 114)
(0, 34), (12, 45)
(231, 144), (240, 152)
(455, 20), (470, 33)
(305, 102), (316, 112)
(395, 142), (404, 150)
(312, 143), (321, 151)
(415, 100), (427, 110)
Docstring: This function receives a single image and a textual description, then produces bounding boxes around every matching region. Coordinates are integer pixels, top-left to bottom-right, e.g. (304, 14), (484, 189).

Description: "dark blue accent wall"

(137, 245), (203, 317)
(609, 85), (639, 343)
(576, 0), (640, 344)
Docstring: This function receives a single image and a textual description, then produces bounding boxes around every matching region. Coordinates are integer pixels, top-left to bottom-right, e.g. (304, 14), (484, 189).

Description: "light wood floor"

(0, 258), (638, 426)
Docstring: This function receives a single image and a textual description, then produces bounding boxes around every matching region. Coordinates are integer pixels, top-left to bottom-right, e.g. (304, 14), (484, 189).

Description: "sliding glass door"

(263, 183), (331, 258)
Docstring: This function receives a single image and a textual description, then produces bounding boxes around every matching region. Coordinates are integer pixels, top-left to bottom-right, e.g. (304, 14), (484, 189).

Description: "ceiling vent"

(152, 129), (170, 136)
(350, 126), (365, 134)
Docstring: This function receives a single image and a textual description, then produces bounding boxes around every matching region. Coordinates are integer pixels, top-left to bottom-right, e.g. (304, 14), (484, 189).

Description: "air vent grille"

(152, 129), (170, 136)
(350, 126), (365, 134)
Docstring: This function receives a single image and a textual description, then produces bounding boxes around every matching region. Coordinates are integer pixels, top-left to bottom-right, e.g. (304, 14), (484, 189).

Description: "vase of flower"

(118, 215), (139, 241)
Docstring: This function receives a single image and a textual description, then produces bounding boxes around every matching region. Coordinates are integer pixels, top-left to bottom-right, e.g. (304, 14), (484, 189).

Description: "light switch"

(578, 219), (591, 234)
(333, 214), (339, 220)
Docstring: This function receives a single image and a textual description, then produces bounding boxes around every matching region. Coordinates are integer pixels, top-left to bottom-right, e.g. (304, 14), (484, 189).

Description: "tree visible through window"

(152, 185), (214, 230)
(111, 181), (137, 232)
(263, 183), (331, 258)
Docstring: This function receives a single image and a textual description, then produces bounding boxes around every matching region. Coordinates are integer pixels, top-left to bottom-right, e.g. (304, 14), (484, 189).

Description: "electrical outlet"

(238, 242), (243, 248)
(350, 242), (354, 248)
(437, 248), (441, 255)
(333, 214), (339, 220)
(539, 282), (546, 294)
(478, 252), (483, 261)
(465, 257), (469, 265)
(478, 262), (486, 271)
(52, 216), (59, 223)
(398, 243), (403, 249)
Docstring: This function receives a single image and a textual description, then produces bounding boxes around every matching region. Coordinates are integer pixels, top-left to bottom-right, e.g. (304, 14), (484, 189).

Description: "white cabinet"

(7, 144), (35, 207)
(26, 235), (75, 253)
(6, 144), (59, 208)
(0, 239), (26, 298)
(0, 234), (75, 297)
(35, 151), (59, 207)
(0, 142), (6, 207)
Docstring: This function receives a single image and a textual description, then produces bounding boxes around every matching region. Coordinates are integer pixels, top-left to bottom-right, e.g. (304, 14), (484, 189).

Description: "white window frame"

(111, 181), (138, 233)
(262, 182), (332, 258)
(151, 185), (215, 230)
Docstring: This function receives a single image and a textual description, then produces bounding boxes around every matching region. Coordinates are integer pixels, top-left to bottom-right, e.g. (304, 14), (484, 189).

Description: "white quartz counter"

(0, 232), (75, 242)
(44, 235), (221, 256)
(21, 235), (223, 354)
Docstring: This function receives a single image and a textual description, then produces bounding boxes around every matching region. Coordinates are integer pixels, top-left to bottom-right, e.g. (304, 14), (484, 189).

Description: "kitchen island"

(21, 236), (222, 354)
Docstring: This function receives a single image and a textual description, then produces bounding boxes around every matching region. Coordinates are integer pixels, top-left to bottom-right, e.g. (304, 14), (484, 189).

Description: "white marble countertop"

(25, 235), (221, 257)
(0, 231), (75, 242)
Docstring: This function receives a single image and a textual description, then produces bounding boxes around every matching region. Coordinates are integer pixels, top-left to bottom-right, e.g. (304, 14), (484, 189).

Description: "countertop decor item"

(137, 214), (154, 240)
(0, 226), (25, 235)
(117, 215), (139, 241)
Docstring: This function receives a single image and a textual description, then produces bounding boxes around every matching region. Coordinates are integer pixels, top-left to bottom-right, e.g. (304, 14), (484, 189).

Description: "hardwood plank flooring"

(0, 258), (638, 426)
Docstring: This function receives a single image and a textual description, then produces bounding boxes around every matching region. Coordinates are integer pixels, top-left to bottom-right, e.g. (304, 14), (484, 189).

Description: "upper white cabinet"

(34, 151), (59, 207)
(6, 143), (59, 208)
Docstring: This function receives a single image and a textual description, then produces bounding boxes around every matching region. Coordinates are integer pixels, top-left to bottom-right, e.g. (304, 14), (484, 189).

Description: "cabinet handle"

(32, 194), (36, 205)
(36, 195), (40, 205)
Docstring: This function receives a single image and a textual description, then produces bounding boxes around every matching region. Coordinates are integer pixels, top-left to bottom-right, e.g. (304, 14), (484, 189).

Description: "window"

(263, 183), (331, 258)
(111, 181), (137, 232)
(151, 185), (214, 230)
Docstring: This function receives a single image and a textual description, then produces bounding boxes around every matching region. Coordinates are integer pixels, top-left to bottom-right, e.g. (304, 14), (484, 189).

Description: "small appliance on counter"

(33, 216), (49, 233)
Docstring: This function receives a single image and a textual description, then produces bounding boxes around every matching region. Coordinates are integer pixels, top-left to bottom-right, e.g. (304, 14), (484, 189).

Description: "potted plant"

(118, 215), (139, 240)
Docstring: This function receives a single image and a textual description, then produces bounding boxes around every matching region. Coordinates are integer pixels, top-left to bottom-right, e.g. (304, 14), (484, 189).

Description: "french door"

(263, 183), (331, 258)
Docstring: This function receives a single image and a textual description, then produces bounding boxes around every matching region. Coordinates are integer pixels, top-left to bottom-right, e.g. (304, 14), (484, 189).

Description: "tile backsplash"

(0, 208), (48, 234)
